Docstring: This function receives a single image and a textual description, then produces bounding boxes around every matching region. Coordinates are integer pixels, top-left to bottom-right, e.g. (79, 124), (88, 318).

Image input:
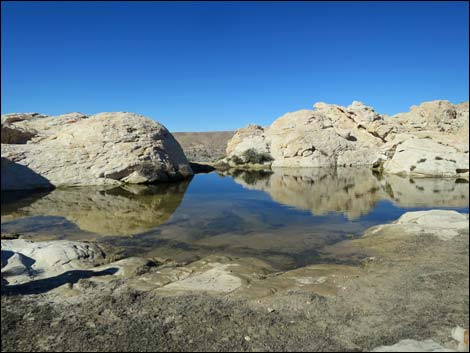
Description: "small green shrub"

(241, 149), (273, 164)
(231, 155), (244, 165)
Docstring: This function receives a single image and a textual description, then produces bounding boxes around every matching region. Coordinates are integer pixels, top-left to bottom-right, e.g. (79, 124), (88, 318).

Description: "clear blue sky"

(1, 1), (469, 131)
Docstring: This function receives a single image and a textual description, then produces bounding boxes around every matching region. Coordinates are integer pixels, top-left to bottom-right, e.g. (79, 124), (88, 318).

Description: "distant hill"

(173, 131), (235, 163)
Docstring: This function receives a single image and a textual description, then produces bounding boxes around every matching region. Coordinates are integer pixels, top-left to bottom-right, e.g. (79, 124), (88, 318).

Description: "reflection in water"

(1, 169), (468, 270)
(1, 182), (189, 236)
(226, 168), (469, 220)
(1, 189), (52, 216)
(381, 175), (469, 208)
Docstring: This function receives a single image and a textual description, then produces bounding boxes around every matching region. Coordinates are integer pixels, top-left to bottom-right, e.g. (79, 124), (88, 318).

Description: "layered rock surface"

(1, 112), (193, 190)
(225, 100), (469, 177)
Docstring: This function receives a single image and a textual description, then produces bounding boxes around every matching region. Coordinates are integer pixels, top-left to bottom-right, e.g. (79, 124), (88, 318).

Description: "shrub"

(241, 149), (273, 164)
(230, 155), (244, 165)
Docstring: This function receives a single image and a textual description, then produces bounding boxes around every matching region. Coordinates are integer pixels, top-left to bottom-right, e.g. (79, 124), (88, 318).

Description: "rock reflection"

(381, 175), (469, 208)
(226, 168), (469, 219)
(1, 189), (52, 216)
(1, 182), (190, 236)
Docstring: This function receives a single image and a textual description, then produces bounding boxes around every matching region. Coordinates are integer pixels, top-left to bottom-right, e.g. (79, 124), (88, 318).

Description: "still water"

(1, 168), (468, 270)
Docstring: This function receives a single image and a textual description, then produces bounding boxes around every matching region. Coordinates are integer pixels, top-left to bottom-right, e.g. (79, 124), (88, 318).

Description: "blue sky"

(1, 1), (469, 131)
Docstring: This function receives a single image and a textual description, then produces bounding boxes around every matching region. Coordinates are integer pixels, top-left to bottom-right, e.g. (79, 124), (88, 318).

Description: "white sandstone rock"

(372, 339), (457, 352)
(383, 138), (469, 178)
(1, 239), (106, 285)
(365, 210), (469, 241)
(1, 112), (193, 190)
(224, 100), (469, 176)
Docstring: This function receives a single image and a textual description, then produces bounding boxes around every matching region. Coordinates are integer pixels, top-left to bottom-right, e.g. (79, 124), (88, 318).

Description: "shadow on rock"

(1, 267), (118, 296)
(1, 157), (54, 191)
(1, 189), (51, 220)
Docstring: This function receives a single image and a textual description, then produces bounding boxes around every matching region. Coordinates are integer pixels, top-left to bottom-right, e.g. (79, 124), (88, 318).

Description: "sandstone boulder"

(380, 100), (469, 178)
(1, 239), (106, 285)
(224, 100), (469, 177)
(365, 210), (469, 241)
(225, 124), (272, 167)
(1, 112), (193, 190)
(382, 137), (469, 178)
(226, 102), (392, 169)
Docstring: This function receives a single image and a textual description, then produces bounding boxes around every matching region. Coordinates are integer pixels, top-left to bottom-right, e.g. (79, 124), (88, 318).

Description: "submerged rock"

(1, 112), (193, 190)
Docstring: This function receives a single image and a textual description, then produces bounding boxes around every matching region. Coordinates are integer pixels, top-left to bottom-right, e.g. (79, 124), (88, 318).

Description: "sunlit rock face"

(225, 100), (469, 178)
(1, 112), (193, 190)
(226, 103), (389, 169)
(1, 182), (190, 236)
(363, 210), (469, 242)
(229, 168), (469, 219)
(364, 100), (469, 178)
(382, 137), (469, 178)
(392, 100), (469, 135)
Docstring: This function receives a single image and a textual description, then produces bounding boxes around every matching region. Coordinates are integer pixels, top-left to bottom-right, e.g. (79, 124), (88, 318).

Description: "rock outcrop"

(1, 112), (193, 190)
(224, 102), (394, 169)
(382, 136), (469, 178)
(382, 100), (469, 177)
(364, 209), (469, 241)
(1, 239), (106, 285)
(224, 100), (469, 178)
